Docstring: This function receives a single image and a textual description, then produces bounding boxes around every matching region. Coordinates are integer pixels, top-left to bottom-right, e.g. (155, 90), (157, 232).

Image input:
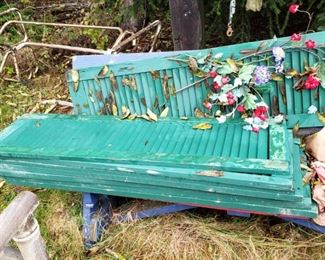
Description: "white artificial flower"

(253, 117), (263, 124)
(213, 75), (222, 85)
(244, 117), (254, 125)
(214, 53), (223, 59)
(273, 114), (284, 124)
(234, 77), (242, 87)
(218, 93), (228, 103)
(243, 125), (253, 131)
(272, 46), (285, 60)
(215, 110), (222, 117)
(260, 121), (269, 129)
(307, 105), (318, 114)
(216, 115), (227, 123)
(255, 102), (268, 108)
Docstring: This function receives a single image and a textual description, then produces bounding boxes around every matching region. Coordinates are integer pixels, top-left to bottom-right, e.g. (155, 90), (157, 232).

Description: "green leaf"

(317, 62), (325, 89)
(271, 73), (283, 81)
(255, 83), (272, 93)
(193, 69), (207, 78)
(221, 84), (234, 93)
(285, 69), (298, 79)
(197, 55), (208, 64)
(216, 64), (234, 75)
(192, 122), (213, 130)
(238, 64), (256, 82)
(226, 58), (239, 72)
(317, 112), (325, 125)
(243, 93), (257, 110)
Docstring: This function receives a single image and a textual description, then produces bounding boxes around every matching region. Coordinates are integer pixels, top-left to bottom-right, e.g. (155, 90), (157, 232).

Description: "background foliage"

(1, 0), (324, 52)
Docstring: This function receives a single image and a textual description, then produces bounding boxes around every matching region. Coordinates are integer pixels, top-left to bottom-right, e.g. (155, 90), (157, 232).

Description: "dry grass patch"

(84, 202), (325, 260)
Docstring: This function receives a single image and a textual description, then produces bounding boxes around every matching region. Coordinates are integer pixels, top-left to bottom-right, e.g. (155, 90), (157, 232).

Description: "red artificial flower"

(253, 106), (268, 121)
(252, 125), (260, 133)
(305, 39), (315, 49)
(203, 101), (213, 110)
(209, 71), (218, 78)
(290, 33), (302, 42)
(289, 4), (299, 14)
(237, 104), (246, 113)
(213, 82), (221, 91)
(259, 113), (267, 121)
(221, 76), (229, 84)
(304, 75), (320, 90)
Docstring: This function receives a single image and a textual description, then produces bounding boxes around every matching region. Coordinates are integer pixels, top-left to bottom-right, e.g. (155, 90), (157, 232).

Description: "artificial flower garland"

(180, 3), (324, 133)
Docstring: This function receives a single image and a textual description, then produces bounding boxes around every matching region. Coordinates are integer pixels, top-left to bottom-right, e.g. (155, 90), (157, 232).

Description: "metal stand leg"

(227, 210), (251, 218)
(281, 217), (325, 233)
(117, 204), (195, 222)
(82, 196), (325, 249)
(82, 193), (112, 248)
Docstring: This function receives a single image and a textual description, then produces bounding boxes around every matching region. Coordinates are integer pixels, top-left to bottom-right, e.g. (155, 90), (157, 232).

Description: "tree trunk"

(169, 0), (204, 50)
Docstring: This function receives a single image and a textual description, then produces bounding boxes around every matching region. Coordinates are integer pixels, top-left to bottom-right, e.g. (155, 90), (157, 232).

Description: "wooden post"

(122, 0), (138, 32)
(169, 0), (204, 50)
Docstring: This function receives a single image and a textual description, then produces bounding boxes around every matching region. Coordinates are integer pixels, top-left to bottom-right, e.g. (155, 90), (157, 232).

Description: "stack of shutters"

(0, 31), (324, 218)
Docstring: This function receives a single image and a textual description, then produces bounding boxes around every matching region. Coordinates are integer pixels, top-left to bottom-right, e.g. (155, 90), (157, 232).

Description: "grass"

(3, 177), (325, 259)
(1, 69), (325, 260)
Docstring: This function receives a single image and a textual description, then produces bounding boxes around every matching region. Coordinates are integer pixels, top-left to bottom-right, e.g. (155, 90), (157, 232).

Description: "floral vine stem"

(296, 10), (313, 33)
(246, 56), (272, 65)
(238, 44), (325, 62)
(175, 76), (209, 94)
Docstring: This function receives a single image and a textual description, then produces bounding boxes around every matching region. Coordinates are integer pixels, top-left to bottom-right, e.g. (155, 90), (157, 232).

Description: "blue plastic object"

(227, 210), (251, 218)
(82, 193), (112, 248)
(117, 204), (195, 222)
(281, 217), (325, 233)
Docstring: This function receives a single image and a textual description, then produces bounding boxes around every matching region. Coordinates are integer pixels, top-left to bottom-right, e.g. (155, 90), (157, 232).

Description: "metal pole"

(0, 191), (48, 260)
(0, 191), (38, 251)
(0, 8), (28, 44)
(16, 42), (110, 54)
(0, 20), (123, 36)
(0, 247), (23, 260)
(13, 216), (48, 260)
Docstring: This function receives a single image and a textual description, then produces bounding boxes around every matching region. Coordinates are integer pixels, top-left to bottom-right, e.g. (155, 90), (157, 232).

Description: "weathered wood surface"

(67, 32), (325, 125)
(0, 114), (317, 218)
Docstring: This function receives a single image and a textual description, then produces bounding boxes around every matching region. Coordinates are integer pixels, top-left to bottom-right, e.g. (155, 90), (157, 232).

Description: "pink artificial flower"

(209, 71), (218, 78)
(305, 39), (315, 49)
(252, 125), (260, 133)
(226, 91), (234, 98)
(203, 101), (213, 110)
(237, 104), (246, 113)
(221, 76), (229, 84)
(228, 99), (235, 105)
(290, 33), (302, 42)
(304, 75), (320, 90)
(289, 4), (299, 14)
